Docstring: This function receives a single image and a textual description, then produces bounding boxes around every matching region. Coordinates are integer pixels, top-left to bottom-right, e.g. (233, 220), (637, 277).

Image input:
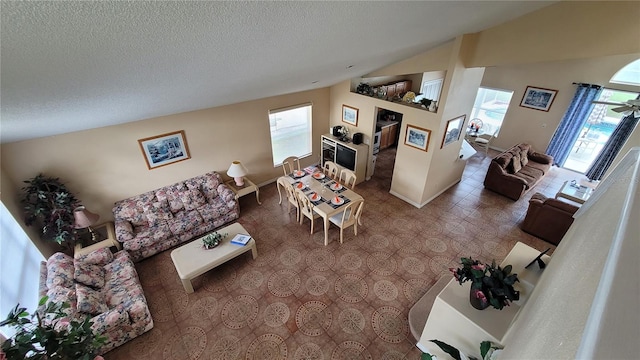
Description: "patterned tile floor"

(105, 146), (585, 360)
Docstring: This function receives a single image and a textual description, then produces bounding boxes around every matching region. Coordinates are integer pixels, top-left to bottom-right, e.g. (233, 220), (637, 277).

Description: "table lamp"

(74, 206), (100, 242)
(227, 161), (248, 187)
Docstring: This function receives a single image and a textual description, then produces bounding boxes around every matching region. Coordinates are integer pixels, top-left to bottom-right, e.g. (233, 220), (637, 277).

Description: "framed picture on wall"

(138, 130), (191, 169)
(441, 114), (466, 148)
(405, 124), (431, 152)
(342, 105), (359, 126)
(520, 86), (558, 112)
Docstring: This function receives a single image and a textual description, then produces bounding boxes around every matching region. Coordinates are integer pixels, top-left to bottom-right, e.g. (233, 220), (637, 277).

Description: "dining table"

(282, 170), (364, 245)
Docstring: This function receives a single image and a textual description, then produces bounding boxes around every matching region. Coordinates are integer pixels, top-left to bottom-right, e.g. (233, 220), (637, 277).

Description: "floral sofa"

(483, 143), (553, 201)
(39, 248), (153, 355)
(112, 171), (239, 262)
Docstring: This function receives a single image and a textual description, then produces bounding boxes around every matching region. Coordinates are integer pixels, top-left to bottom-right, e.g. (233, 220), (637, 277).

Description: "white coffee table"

(170, 222), (257, 293)
(555, 180), (594, 204)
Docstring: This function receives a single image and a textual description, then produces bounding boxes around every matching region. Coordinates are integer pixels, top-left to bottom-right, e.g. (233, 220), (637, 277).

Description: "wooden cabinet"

(378, 122), (399, 150)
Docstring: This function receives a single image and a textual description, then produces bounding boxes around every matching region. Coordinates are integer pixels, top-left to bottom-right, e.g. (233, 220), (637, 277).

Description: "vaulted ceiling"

(0, 1), (555, 144)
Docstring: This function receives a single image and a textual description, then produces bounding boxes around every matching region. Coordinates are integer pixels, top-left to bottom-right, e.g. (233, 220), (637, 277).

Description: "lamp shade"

(73, 206), (100, 229)
(227, 161), (248, 178)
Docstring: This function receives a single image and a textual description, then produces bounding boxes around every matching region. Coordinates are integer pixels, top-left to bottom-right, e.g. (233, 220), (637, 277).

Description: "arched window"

(610, 59), (640, 86)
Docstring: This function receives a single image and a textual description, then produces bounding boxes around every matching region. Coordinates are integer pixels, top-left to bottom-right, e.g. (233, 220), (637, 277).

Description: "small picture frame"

(342, 105), (359, 126)
(441, 114), (466, 148)
(520, 86), (558, 112)
(405, 124), (431, 152)
(138, 130), (191, 169)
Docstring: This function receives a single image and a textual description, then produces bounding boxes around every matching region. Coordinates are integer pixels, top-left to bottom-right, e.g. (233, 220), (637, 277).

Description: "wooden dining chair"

(338, 169), (357, 189)
(276, 176), (290, 205)
(283, 181), (300, 221)
(328, 199), (364, 243)
(323, 161), (339, 179)
(282, 156), (301, 176)
(295, 188), (321, 234)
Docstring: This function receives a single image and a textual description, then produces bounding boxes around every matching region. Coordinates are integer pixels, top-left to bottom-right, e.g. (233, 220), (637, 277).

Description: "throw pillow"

(75, 247), (114, 266)
(180, 188), (207, 211)
(46, 253), (75, 289)
(74, 263), (105, 289)
(143, 200), (174, 224)
(521, 150), (529, 167)
(76, 283), (108, 315)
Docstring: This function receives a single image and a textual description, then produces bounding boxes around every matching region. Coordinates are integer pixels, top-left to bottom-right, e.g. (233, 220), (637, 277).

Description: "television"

(336, 144), (356, 171)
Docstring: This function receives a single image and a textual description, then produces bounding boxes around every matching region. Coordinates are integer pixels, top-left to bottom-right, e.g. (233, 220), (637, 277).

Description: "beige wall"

(482, 53), (640, 153)
(1, 89), (331, 236)
(466, 1), (640, 67)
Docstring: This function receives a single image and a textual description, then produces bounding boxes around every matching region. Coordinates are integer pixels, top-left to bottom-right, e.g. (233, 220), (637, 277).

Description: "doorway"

(371, 107), (403, 183)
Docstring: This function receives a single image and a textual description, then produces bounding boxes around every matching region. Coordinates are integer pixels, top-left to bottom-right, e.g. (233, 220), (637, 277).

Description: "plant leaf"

(480, 341), (491, 359)
(430, 339), (461, 360)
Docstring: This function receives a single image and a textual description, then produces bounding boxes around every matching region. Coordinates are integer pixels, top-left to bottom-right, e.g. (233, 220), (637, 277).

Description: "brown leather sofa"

(521, 192), (579, 245)
(483, 143), (553, 200)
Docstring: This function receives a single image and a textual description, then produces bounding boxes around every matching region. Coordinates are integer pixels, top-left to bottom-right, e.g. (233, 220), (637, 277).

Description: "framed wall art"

(342, 105), (359, 126)
(441, 114), (466, 148)
(405, 124), (431, 152)
(138, 130), (191, 170)
(520, 86), (558, 112)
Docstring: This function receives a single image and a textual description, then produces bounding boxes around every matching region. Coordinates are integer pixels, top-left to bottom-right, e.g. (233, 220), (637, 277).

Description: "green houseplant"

(21, 174), (79, 248)
(0, 297), (105, 360)
(450, 257), (520, 310)
(201, 231), (227, 249)
(422, 339), (502, 360)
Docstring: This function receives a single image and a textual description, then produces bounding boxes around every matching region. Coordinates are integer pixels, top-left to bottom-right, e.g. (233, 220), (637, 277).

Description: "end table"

(225, 177), (261, 205)
(74, 221), (121, 258)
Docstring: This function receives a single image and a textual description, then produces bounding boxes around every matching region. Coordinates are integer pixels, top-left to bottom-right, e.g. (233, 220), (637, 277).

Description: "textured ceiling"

(0, 1), (554, 144)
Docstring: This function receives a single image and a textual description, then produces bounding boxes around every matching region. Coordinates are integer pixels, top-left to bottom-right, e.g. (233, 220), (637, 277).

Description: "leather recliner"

(521, 192), (579, 245)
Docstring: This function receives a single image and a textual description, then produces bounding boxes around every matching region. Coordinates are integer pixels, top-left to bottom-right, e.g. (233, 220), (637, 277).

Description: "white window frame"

(470, 87), (514, 136)
(268, 103), (313, 167)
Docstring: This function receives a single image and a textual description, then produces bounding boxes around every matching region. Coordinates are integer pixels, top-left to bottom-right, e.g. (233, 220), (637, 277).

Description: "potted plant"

(422, 339), (502, 360)
(1, 296), (105, 360)
(450, 257), (520, 310)
(21, 174), (79, 248)
(202, 231), (227, 249)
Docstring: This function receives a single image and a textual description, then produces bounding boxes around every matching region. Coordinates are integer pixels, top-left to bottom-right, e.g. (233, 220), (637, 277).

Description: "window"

(470, 87), (514, 136)
(420, 79), (444, 101)
(610, 59), (640, 86)
(268, 103), (313, 167)
(1, 202), (44, 338)
(563, 88), (639, 173)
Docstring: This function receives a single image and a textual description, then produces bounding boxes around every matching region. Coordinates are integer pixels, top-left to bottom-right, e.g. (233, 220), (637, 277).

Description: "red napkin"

(334, 196), (340, 202)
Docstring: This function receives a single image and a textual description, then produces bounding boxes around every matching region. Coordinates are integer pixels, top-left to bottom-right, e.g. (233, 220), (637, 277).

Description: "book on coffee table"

(231, 234), (251, 246)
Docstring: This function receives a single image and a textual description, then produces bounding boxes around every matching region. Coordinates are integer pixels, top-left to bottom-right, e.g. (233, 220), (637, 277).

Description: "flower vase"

(469, 288), (489, 310)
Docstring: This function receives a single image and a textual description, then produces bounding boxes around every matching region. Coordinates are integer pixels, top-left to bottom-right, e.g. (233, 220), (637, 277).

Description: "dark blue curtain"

(586, 95), (640, 181)
(546, 84), (602, 166)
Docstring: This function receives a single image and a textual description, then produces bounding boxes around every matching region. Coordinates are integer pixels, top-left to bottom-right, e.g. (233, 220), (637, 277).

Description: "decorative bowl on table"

(313, 172), (325, 179)
(202, 231), (227, 250)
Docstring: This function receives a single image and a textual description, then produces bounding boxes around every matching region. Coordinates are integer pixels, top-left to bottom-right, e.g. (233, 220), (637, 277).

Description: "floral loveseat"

(112, 171), (239, 262)
(39, 248), (153, 355)
(483, 143), (553, 200)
